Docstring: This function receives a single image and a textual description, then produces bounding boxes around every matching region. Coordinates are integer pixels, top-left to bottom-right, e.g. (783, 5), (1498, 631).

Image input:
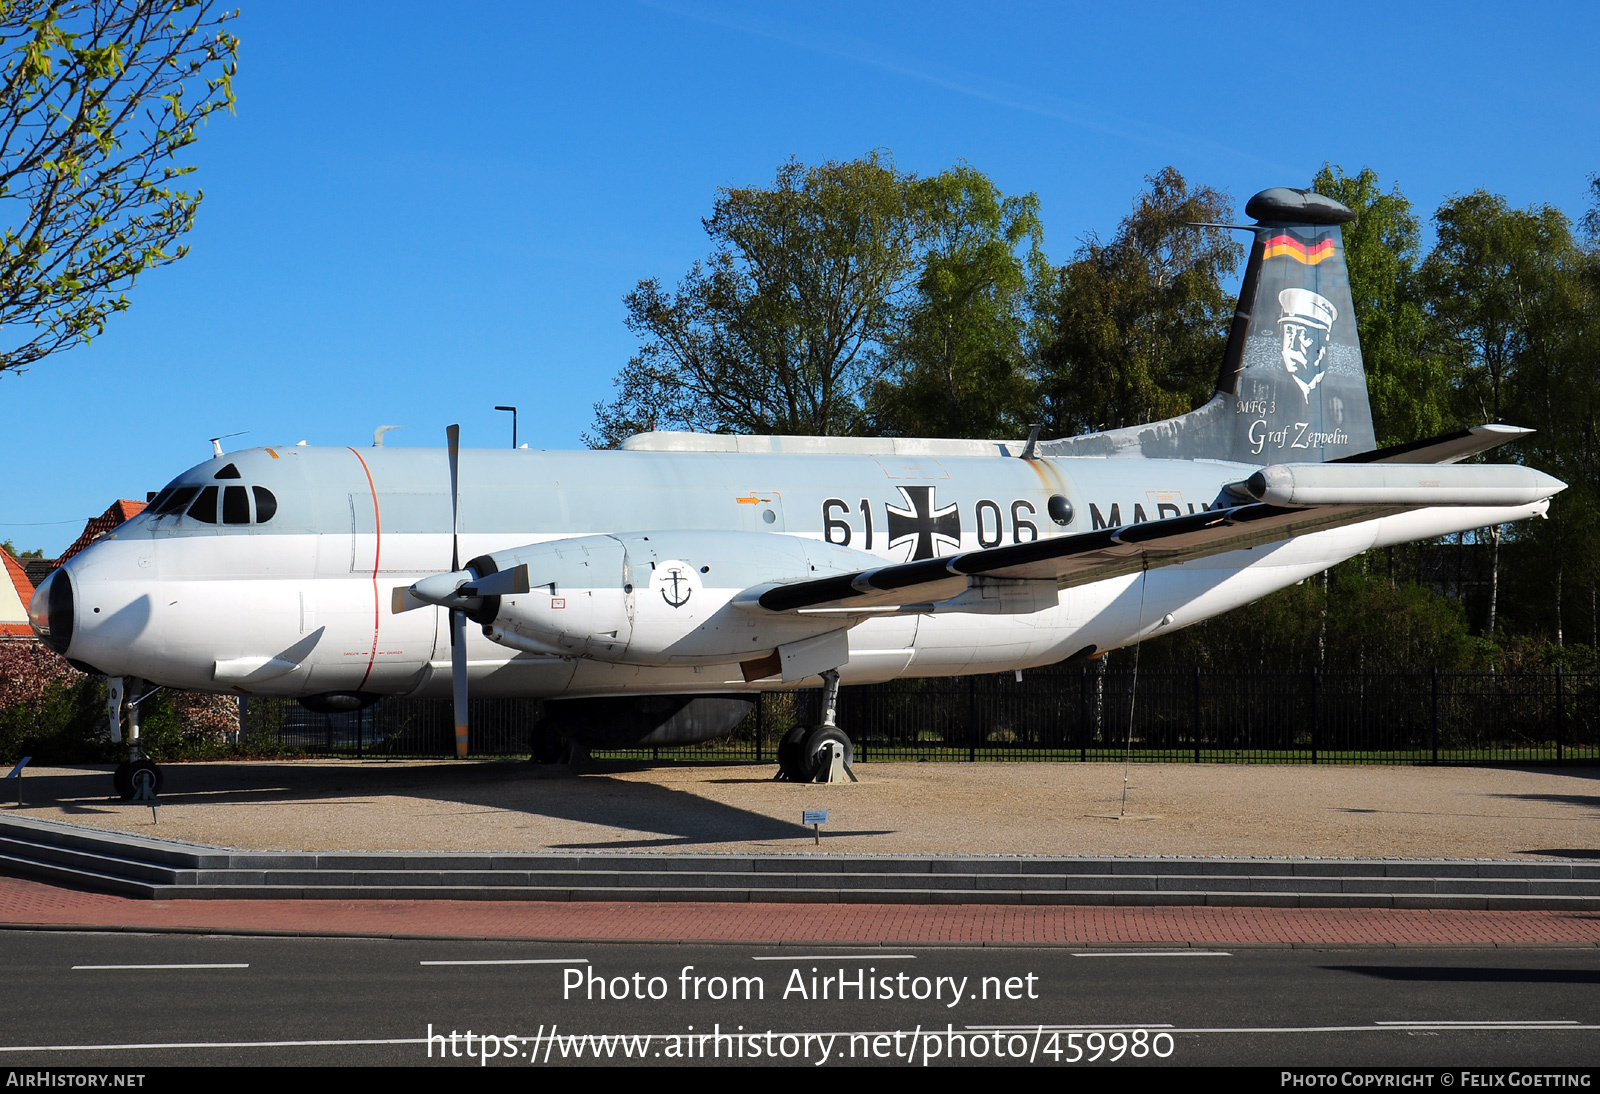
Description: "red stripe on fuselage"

(347, 447), (382, 690)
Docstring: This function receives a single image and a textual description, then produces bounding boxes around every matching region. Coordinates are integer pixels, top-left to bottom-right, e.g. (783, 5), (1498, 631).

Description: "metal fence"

(248, 666), (1600, 766)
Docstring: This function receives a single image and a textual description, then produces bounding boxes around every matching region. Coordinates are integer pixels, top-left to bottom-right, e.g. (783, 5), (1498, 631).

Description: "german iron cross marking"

(885, 486), (961, 561)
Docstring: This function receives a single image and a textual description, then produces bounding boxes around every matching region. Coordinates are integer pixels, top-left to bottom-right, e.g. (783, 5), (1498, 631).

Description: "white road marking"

(752, 954), (918, 961)
(1375, 1020), (1578, 1026)
(1071, 951), (1232, 958)
(419, 959), (589, 966)
(71, 963), (249, 970)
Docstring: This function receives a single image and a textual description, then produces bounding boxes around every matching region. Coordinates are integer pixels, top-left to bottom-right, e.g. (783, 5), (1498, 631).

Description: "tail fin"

(1039, 186), (1377, 465)
(1218, 187), (1375, 463)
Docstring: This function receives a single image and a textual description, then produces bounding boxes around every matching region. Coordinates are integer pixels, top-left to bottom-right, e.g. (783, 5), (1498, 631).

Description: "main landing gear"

(107, 677), (164, 801)
(775, 668), (858, 784)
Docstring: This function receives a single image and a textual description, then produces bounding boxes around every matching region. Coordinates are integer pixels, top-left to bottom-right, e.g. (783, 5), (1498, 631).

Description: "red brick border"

(4, 875), (1599, 946)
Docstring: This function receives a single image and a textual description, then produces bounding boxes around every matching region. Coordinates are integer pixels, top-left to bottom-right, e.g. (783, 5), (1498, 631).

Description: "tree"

(1312, 165), (1452, 447)
(1032, 167), (1240, 437)
(0, 1), (237, 378)
(1419, 190), (1585, 637)
(588, 153), (926, 445)
(866, 164), (1046, 439)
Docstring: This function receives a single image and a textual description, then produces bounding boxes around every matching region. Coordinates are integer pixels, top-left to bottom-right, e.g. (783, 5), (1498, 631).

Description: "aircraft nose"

(27, 569), (74, 655)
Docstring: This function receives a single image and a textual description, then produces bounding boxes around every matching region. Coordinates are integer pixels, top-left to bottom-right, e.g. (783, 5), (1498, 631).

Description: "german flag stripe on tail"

(1262, 234), (1336, 265)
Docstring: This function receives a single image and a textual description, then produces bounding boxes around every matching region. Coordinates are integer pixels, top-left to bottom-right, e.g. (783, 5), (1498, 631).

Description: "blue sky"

(4, 0), (1597, 555)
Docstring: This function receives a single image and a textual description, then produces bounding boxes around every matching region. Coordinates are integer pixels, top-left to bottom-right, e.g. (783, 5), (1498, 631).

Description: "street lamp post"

(494, 406), (517, 450)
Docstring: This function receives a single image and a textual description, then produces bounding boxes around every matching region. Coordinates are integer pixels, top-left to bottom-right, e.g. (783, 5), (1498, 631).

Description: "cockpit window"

(154, 485), (200, 516)
(223, 485), (250, 524)
(253, 486), (278, 523)
(188, 485), (219, 523)
(214, 463), (241, 479)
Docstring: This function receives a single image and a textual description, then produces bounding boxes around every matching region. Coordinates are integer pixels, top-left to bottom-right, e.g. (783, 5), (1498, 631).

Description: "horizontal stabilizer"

(1332, 423), (1534, 466)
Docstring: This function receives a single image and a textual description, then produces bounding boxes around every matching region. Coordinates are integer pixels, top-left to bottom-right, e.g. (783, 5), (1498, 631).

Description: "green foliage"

(588, 152), (927, 444)
(0, 1), (238, 377)
(1313, 165), (1453, 447)
(1138, 558), (1486, 674)
(1421, 190), (1579, 422)
(866, 164), (1046, 438)
(1, 539), (43, 558)
(1032, 167), (1241, 435)
(0, 673), (112, 763)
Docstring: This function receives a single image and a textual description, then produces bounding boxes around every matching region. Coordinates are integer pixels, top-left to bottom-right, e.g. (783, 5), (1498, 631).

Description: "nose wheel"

(774, 669), (857, 783)
(107, 677), (164, 801)
(113, 758), (163, 801)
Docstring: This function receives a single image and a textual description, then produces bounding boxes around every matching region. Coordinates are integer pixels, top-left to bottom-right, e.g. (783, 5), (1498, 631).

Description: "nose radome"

(27, 569), (73, 655)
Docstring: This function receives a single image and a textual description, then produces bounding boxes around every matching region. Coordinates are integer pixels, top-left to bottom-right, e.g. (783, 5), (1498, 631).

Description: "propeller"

(387, 426), (532, 758)
(447, 425), (466, 759)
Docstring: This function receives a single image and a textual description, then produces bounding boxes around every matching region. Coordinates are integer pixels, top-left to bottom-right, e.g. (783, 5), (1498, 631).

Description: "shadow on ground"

(7, 761), (820, 848)
(1325, 966), (1600, 983)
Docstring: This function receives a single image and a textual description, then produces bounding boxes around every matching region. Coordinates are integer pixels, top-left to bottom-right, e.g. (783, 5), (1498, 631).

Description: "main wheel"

(798, 726), (853, 783)
(530, 720), (569, 764)
(775, 725), (810, 781)
(113, 759), (163, 801)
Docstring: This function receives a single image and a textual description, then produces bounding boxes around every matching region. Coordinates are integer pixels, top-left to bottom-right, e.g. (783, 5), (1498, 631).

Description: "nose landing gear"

(107, 677), (164, 801)
(775, 668), (858, 784)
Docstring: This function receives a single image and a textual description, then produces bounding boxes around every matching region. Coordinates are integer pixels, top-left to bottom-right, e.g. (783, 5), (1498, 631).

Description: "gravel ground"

(7, 759), (1600, 858)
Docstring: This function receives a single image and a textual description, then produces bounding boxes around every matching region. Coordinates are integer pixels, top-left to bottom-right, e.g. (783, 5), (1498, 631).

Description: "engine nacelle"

(474, 530), (881, 667)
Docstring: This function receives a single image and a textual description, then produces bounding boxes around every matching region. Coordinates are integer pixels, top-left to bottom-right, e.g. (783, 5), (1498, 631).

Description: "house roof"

(58, 499), (147, 567)
(1, 550), (36, 637)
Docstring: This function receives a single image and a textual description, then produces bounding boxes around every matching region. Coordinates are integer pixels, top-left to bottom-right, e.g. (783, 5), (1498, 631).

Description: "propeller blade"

(451, 608), (468, 757)
(391, 586), (427, 614)
(446, 424), (461, 573)
(464, 564), (530, 598)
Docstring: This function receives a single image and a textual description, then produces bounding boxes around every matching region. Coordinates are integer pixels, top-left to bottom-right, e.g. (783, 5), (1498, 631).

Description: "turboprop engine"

(399, 530), (883, 669)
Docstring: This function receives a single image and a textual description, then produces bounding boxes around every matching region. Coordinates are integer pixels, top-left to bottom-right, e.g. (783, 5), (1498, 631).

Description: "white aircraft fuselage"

(36, 442), (1546, 701)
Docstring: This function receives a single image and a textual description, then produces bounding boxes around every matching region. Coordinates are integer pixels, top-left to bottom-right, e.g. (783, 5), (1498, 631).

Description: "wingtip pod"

(1238, 463), (1567, 507)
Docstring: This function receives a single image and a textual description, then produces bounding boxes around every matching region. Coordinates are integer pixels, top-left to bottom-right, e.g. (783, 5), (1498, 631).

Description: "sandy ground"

(5, 759), (1600, 859)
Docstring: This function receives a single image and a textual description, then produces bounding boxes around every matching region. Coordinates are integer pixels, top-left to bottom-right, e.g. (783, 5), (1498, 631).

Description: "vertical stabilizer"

(1039, 186), (1377, 465)
(1220, 187), (1374, 462)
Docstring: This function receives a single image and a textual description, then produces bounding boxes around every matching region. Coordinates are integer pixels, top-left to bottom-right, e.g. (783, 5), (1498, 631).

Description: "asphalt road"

(3, 930), (1599, 1068)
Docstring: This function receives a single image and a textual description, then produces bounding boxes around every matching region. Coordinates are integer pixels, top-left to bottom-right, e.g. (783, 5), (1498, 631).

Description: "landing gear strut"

(775, 668), (857, 783)
(108, 677), (163, 801)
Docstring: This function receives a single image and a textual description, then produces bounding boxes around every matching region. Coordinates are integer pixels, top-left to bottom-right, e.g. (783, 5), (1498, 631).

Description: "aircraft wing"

(750, 461), (1564, 614)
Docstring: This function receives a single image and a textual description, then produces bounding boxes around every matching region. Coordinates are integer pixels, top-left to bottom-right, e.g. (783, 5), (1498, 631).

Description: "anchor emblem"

(659, 564), (693, 608)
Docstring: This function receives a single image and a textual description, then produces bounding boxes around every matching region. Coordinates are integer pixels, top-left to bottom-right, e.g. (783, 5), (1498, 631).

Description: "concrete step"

(5, 814), (1599, 910)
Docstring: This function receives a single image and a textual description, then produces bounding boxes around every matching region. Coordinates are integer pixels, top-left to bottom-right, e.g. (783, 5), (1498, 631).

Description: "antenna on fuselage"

(1019, 424), (1041, 461)
(209, 431), (249, 457)
(373, 425), (402, 447)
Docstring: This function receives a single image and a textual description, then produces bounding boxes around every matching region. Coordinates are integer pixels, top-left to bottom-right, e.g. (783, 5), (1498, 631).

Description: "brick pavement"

(4, 875), (1598, 947)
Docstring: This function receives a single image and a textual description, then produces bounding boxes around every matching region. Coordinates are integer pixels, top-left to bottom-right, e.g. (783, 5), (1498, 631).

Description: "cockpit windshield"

(147, 480), (276, 525)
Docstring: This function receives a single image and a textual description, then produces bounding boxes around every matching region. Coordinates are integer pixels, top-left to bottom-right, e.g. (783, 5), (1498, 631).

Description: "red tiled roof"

(58, 499), (147, 566)
(2, 550), (36, 637)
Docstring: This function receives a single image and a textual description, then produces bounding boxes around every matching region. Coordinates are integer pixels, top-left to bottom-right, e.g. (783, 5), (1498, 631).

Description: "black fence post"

(755, 692), (763, 763)
(1311, 670), (1319, 765)
(1079, 666), (1088, 762)
(1556, 665), (1565, 767)
(1192, 666), (1202, 764)
(1431, 669), (1439, 765)
(968, 676), (978, 762)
